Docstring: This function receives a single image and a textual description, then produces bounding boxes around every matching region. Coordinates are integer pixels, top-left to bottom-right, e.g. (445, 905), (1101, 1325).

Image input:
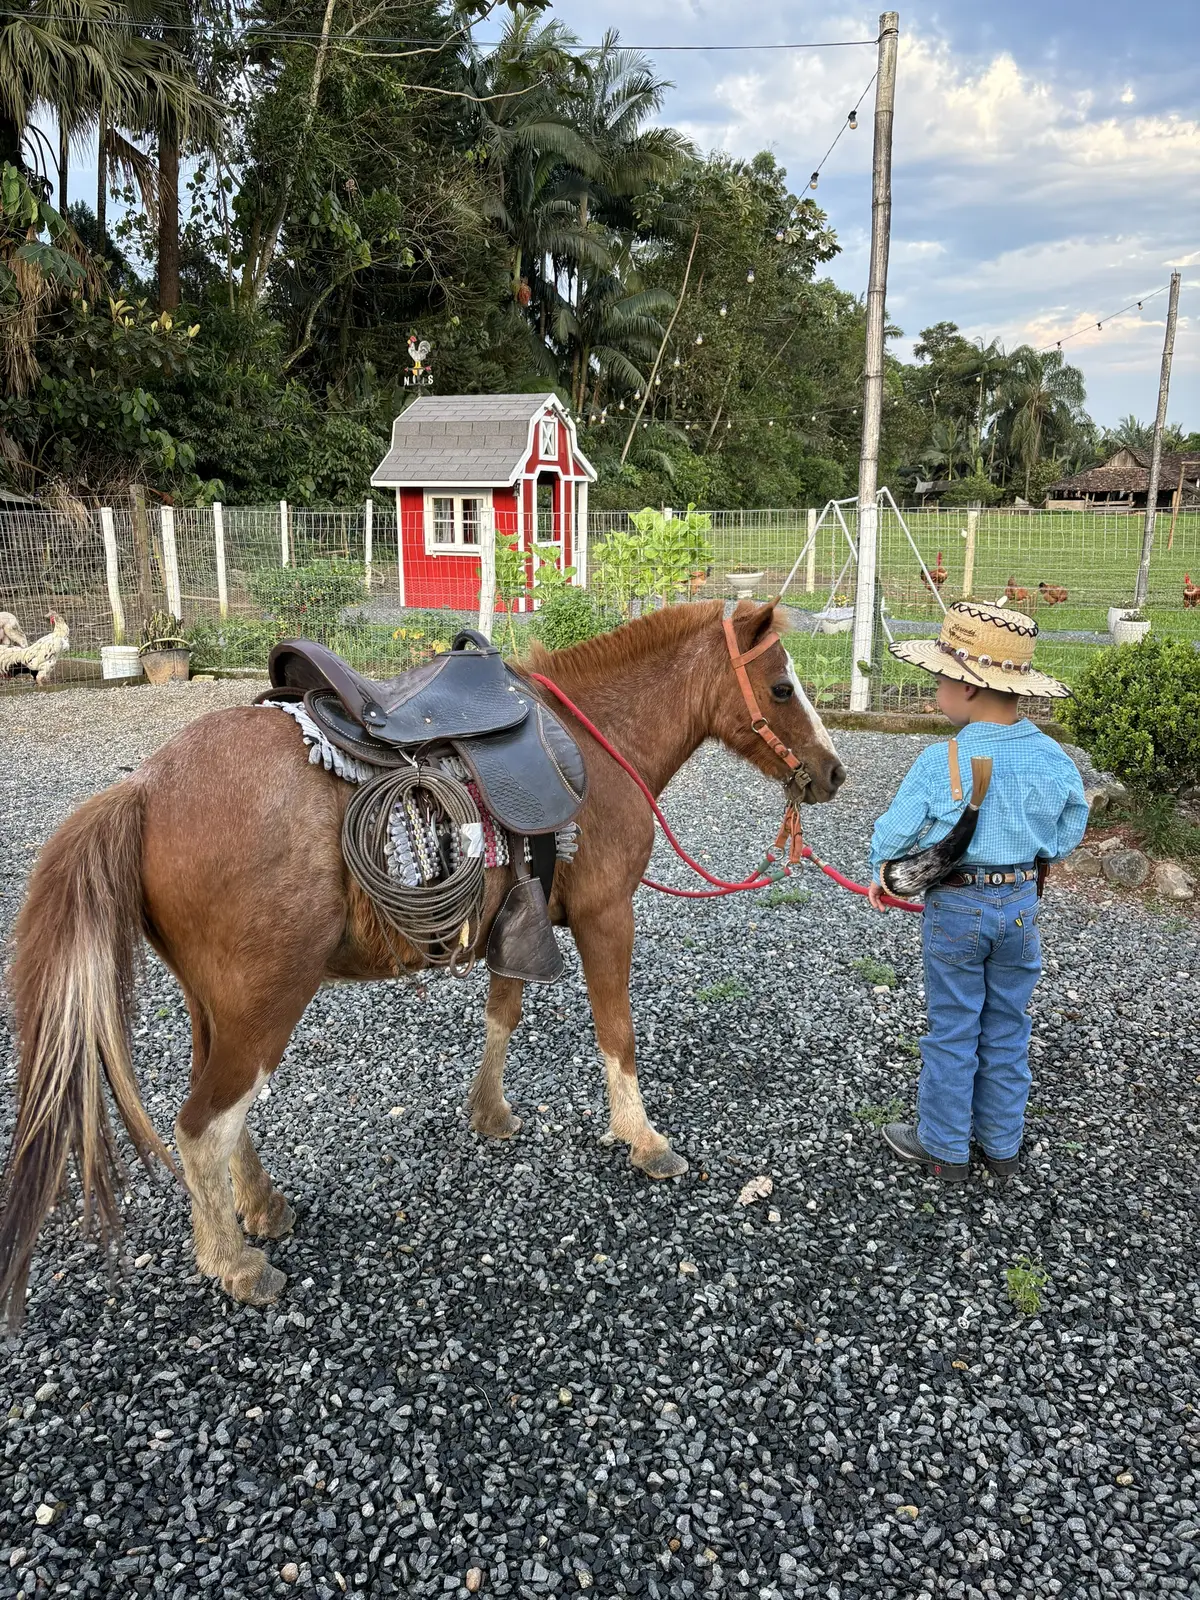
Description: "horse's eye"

(770, 681), (794, 703)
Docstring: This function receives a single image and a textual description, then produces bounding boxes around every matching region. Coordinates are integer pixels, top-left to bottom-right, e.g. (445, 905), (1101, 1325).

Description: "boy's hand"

(867, 881), (890, 914)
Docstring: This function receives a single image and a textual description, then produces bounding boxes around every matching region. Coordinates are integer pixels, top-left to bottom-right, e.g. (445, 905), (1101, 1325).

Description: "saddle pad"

(453, 700), (587, 836)
(269, 635), (528, 744)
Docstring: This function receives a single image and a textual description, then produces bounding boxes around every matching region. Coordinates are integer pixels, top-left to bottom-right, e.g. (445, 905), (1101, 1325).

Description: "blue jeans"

(917, 876), (1042, 1163)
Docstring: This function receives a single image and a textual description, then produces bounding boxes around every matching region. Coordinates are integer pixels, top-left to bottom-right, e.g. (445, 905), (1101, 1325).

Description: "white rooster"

(0, 612), (70, 684)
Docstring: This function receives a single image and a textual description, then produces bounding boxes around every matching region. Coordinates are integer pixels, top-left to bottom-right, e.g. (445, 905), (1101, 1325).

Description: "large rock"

(1065, 847), (1101, 879)
(1153, 861), (1196, 901)
(1102, 848), (1151, 888)
(1083, 787), (1109, 818)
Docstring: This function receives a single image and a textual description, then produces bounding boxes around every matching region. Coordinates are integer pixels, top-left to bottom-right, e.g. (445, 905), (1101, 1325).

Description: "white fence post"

(280, 499), (289, 566)
(160, 505), (182, 619)
(363, 498), (373, 595)
(805, 508), (817, 593)
(963, 509), (978, 598)
(477, 509), (497, 641)
(213, 501), (229, 617)
(576, 479), (589, 588)
(99, 507), (126, 644)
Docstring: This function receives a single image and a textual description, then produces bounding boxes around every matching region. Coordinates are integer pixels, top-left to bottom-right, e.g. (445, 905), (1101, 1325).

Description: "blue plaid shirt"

(870, 719), (1089, 879)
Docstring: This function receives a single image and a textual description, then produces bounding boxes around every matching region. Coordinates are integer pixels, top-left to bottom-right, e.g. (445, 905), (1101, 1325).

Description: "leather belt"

(940, 864), (1037, 889)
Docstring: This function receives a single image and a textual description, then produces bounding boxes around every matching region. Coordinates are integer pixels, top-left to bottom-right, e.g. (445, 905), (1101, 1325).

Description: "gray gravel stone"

(1, 685), (1198, 1600)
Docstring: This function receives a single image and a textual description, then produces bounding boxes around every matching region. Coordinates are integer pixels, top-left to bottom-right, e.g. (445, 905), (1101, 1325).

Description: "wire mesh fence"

(2, 498), (1197, 706)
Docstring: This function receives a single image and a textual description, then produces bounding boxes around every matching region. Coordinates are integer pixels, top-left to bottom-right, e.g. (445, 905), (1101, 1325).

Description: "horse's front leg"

(467, 974), (525, 1139)
(572, 903), (687, 1179)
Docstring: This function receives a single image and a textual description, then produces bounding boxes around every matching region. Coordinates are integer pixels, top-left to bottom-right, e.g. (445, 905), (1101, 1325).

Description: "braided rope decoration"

(343, 768), (485, 971)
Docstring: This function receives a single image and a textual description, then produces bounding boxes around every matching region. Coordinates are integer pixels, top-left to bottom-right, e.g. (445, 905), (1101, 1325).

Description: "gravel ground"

(2, 681), (1199, 1600)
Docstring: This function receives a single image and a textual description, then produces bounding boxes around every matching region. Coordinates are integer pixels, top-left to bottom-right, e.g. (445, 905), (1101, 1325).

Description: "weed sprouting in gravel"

(852, 956), (897, 987)
(895, 1034), (921, 1057)
(853, 1098), (905, 1129)
(1006, 1256), (1051, 1315)
(697, 977), (748, 1002)
(759, 885), (813, 908)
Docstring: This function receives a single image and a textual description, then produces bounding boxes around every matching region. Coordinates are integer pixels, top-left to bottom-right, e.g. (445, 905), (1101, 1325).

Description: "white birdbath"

(728, 571), (765, 600)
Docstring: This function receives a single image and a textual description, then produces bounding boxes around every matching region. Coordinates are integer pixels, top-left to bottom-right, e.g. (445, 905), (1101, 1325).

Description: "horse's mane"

(523, 599), (724, 687)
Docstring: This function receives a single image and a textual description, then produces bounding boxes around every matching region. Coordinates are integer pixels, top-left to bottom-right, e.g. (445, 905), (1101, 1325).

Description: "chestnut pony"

(0, 600), (844, 1323)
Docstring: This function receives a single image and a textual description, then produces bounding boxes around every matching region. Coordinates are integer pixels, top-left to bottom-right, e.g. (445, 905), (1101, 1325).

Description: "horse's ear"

(732, 598), (778, 653)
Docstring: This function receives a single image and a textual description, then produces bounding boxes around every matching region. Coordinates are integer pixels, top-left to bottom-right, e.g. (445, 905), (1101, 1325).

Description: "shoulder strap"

(947, 737), (964, 802)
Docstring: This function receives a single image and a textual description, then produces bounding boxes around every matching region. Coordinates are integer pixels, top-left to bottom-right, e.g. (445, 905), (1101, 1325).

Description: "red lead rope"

(528, 672), (924, 913)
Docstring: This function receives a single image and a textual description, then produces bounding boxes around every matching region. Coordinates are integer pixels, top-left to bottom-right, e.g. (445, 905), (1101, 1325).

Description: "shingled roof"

(1045, 449), (1200, 498)
(370, 393), (595, 487)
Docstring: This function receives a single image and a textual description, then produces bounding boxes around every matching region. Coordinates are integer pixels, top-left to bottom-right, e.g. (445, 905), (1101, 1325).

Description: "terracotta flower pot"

(141, 647), (192, 685)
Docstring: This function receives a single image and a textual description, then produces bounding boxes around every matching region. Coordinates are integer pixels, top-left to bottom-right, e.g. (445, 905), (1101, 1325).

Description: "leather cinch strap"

(722, 617), (809, 781)
(947, 738), (963, 802)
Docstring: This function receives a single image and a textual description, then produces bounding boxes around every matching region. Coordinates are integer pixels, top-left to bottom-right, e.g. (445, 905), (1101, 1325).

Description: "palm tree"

(996, 347), (1087, 499)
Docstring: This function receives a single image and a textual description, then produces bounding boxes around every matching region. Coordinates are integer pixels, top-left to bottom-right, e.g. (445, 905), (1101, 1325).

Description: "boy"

(867, 600), (1089, 1182)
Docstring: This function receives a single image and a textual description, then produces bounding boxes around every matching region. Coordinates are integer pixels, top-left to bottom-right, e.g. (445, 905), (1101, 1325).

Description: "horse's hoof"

(632, 1144), (688, 1180)
(242, 1193), (296, 1240)
(223, 1251), (286, 1306)
(471, 1105), (523, 1140)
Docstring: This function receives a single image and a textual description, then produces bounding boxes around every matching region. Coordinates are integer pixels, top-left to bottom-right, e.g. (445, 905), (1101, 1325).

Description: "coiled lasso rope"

(342, 767), (486, 972)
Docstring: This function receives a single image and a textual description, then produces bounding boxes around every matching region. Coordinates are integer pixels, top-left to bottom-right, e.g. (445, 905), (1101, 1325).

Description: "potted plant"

(1111, 608), (1151, 647)
(139, 611), (192, 684)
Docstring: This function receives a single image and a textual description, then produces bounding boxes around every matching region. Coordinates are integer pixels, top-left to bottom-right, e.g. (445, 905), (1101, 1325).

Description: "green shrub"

(1060, 635), (1200, 796)
(186, 614), (280, 669)
(941, 472), (1002, 507)
(533, 587), (620, 652)
(249, 559), (366, 642)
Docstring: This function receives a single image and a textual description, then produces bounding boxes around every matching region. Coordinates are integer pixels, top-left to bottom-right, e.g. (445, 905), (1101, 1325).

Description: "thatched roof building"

(1045, 447), (1200, 510)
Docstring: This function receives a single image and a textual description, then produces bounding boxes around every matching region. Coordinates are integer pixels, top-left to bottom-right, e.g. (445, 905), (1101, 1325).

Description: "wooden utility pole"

(620, 222), (701, 466)
(850, 11), (900, 712)
(1134, 270), (1181, 609)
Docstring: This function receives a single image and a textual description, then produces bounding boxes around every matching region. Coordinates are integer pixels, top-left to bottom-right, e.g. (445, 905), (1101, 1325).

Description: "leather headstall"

(722, 616), (812, 795)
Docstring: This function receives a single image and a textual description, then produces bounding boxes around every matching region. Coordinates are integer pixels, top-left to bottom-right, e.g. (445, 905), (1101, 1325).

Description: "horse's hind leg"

(175, 982), (316, 1304)
(468, 974), (524, 1139)
(231, 1129), (295, 1240)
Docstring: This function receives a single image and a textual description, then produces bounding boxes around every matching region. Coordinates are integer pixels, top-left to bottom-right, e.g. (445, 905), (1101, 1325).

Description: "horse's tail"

(0, 781), (173, 1328)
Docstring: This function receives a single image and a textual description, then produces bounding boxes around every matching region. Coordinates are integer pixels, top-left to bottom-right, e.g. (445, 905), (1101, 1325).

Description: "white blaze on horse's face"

(785, 649), (839, 757)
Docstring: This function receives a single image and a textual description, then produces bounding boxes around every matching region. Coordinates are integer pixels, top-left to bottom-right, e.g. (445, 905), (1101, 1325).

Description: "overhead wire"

(1036, 284), (1170, 353)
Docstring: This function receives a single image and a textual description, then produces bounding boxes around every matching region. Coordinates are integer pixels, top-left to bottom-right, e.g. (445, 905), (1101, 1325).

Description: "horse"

(0, 599), (845, 1325)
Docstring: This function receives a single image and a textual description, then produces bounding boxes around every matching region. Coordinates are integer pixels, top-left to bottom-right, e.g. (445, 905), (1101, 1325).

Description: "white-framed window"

(424, 491), (490, 552)
(539, 416), (558, 460)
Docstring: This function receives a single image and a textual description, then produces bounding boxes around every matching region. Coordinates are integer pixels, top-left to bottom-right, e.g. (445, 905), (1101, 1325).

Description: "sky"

(539, 0), (1199, 429)
(45, 0), (1198, 431)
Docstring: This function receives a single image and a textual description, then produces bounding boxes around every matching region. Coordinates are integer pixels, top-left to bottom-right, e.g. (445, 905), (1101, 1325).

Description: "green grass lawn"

(687, 509), (1200, 621)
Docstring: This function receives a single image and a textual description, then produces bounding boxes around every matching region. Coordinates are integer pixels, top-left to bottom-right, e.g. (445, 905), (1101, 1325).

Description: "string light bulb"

(775, 228), (785, 242)
(768, 419), (775, 427)
(718, 303), (727, 318)
(672, 354), (681, 369)
(1097, 322), (1102, 330)
(746, 267), (755, 284)
(1137, 300), (1143, 309)
(809, 171), (819, 190)
(848, 108), (858, 130)
(695, 332), (704, 345)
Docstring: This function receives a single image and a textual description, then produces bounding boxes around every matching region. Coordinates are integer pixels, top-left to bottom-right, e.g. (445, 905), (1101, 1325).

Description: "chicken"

(688, 564), (712, 596)
(0, 612), (70, 684)
(921, 551), (948, 597)
(1005, 575), (1031, 609)
(1038, 582), (1069, 606)
(1184, 573), (1200, 609)
(0, 611), (28, 648)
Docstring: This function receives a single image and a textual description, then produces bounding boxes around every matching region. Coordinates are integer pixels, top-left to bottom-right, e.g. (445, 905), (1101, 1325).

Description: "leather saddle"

(266, 631), (587, 835)
(262, 630), (587, 983)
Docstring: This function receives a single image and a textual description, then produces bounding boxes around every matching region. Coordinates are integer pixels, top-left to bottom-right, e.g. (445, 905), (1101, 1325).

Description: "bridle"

(722, 616), (813, 800)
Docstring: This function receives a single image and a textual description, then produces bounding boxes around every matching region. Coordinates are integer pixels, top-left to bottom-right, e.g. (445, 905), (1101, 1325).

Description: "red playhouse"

(370, 393), (597, 612)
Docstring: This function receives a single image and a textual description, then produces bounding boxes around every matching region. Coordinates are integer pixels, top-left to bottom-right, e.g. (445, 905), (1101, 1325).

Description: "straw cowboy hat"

(889, 599), (1070, 699)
